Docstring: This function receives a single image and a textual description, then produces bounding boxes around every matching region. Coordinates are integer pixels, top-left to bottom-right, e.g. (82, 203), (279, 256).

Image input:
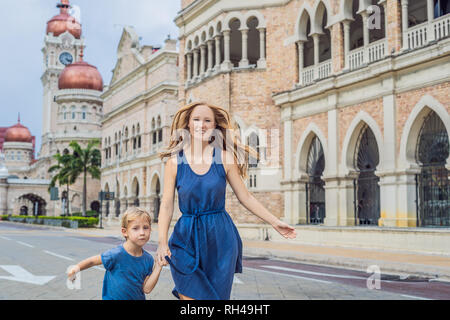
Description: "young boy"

(67, 207), (162, 300)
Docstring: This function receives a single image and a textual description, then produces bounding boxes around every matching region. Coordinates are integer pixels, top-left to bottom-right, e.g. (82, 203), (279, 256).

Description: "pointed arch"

(341, 111), (384, 174)
(294, 123), (328, 180)
(295, 5), (313, 41)
(400, 94), (450, 168)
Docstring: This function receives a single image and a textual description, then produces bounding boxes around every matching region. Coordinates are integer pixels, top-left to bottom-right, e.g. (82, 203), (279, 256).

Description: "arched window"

(354, 125), (380, 226)
(81, 106), (87, 120)
(229, 19), (242, 67)
(157, 116), (162, 143)
(248, 132), (260, 168)
(247, 17), (260, 66)
(415, 111), (449, 227)
(306, 136), (325, 224)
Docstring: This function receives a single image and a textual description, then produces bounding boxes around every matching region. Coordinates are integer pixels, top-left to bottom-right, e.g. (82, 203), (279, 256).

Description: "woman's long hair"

(159, 102), (258, 178)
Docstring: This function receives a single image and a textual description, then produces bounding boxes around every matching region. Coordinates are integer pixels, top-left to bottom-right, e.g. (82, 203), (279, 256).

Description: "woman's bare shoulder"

(221, 149), (237, 171)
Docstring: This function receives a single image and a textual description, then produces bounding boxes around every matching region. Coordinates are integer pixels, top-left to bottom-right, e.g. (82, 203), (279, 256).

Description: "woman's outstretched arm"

(222, 150), (297, 239)
(156, 155), (178, 266)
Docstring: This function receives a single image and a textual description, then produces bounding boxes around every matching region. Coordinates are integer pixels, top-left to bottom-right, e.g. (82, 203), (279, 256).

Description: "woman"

(156, 102), (296, 300)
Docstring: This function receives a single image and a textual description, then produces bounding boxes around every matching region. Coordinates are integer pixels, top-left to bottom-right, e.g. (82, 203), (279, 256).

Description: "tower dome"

(58, 49), (103, 91)
(46, 0), (82, 39)
(5, 116), (32, 143)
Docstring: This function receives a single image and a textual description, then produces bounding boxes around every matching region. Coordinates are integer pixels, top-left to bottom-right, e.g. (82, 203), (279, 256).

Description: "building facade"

(175, 0), (449, 230)
(100, 27), (179, 223)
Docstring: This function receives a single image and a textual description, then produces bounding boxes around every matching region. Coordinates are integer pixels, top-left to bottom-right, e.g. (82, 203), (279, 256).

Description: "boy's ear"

(121, 227), (128, 239)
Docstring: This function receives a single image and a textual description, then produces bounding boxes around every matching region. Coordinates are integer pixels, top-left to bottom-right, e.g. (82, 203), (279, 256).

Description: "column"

(379, 93), (398, 227)
(324, 107), (339, 226)
(401, 0), (409, 49)
(200, 44), (206, 77)
(193, 48), (199, 79)
(186, 52), (192, 82)
(239, 28), (249, 68)
(312, 34), (320, 79)
(214, 35), (221, 71)
(221, 30), (233, 71)
(282, 106), (295, 224)
(296, 40), (304, 85)
(207, 40), (214, 74)
(427, 0), (435, 41)
(361, 11), (369, 63)
(343, 20), (351, 69)
(257, 28), (266, 68)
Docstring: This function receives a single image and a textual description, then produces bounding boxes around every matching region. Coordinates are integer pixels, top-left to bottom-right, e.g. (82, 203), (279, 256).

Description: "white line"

(244, 266), (332, 284)
(401, 294), (432, 300)
(43, 250), (74, 262)
(0, 236), (12, 241)
(16, 241), (34, 248)
(261, 265), (368, 280)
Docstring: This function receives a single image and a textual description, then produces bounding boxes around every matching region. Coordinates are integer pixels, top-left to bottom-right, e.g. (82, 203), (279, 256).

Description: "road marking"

(43, 250), (74, 261)
(0, 236), (12, 241)
(401, 294), (431, 300)
(0, 265), (55, 285)
(261, 265), (368, 280)
(245, 267), (332, 284)
(16, 241), (34, 248)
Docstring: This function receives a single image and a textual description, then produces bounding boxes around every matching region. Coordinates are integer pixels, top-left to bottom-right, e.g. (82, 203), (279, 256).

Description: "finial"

(80, 46), (84, 61)
(18, 112), (20, 124)
(57, 0), (71, 14)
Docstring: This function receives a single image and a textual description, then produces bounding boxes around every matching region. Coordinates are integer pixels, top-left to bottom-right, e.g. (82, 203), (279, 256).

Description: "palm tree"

(70, 139), (102, 217)
(48, 151), (77, 216)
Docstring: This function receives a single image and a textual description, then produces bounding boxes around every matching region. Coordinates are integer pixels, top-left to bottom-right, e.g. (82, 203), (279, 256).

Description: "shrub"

(6, 215), (99, 228)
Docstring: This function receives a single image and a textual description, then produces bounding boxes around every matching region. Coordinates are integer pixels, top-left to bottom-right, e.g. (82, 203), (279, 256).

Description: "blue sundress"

(166, 146), (243, 300)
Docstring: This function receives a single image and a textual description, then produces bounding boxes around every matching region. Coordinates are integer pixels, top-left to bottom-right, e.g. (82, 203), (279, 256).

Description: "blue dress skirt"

(166, 147), (243, 300)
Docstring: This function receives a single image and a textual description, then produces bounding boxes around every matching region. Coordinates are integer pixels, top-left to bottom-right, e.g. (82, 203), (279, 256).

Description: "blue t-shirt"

(101, 244), (154, 300)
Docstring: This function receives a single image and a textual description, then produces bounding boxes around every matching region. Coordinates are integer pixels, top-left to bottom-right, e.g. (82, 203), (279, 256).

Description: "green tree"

(70, 139), (102, 217)
(48, 151), (77, 216)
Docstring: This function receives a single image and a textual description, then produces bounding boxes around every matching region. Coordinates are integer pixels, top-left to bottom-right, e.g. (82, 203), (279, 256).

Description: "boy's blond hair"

(121, 207), (152, 230)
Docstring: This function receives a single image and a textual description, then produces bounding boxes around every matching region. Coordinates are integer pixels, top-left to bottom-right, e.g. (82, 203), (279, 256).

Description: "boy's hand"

(67, 266), (79, 282)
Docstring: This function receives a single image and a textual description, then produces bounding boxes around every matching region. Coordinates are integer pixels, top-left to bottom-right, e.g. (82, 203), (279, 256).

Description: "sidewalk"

(62, 223), (450, 281)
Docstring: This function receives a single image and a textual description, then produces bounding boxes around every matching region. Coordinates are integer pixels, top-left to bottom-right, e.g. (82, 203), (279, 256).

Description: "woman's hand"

(156, 243), (171, 266)
(271, 220), (297, 239)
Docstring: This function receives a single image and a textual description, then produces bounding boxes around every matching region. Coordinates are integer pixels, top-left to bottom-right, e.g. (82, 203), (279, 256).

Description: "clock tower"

(40, 0), (83, 159)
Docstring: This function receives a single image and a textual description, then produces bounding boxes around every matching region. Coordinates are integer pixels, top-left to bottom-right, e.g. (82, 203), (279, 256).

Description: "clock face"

(59, 52), (73, 66)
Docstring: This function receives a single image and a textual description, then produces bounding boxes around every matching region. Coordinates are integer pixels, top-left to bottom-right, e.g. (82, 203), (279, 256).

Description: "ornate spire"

(18, 112), (20, 124)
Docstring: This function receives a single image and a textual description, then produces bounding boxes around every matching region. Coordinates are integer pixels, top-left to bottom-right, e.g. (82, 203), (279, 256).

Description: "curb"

(242, 246), (450, 282)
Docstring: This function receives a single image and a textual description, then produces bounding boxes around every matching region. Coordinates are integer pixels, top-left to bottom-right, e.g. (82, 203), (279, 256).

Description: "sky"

(0, 0), (181, 154)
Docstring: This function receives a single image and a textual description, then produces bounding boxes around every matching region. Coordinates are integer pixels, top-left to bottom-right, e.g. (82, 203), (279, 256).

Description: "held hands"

(156, 243), (171, 267)
(271, 220), (297, 239)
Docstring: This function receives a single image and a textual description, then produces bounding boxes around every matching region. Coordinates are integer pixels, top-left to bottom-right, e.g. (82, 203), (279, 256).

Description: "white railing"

(299, 59), (332, 86)
(406, 23), (428, 50)
(348, 47), (365, 70)
(348, 38), (387, 70)
(405, 14), (450, 50)
(433, 14), (450, 40)
(317, 60), (332, 79)
(367, 38), (386, 63)
(301, 65), (315, 85)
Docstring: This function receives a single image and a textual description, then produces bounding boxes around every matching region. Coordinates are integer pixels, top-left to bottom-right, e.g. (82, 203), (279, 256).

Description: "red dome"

(46, 1), (81, 39)
(58, 58), (104, 91)
(5, 122), (32, 143)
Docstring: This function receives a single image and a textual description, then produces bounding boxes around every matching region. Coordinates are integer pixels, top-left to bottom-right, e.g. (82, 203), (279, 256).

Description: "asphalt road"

(1, 222), (448, 300)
